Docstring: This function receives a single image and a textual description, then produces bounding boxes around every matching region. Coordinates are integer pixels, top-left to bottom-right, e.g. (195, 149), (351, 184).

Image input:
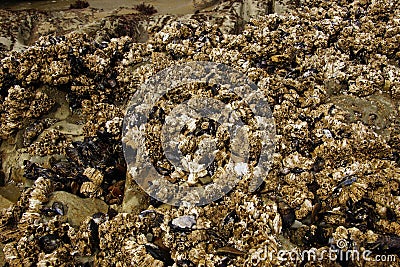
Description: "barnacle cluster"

(24, 133), (127, 204)
(1, 0), (400, 266)
(140, 81), (262, 188)
(0, 85), (54, 139)
(0, 7), (145, 60)
(27, 129), (71, 157)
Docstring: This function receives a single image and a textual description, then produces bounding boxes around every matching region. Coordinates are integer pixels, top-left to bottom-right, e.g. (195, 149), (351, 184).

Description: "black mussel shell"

(145, 243), (173, 265)
(39, 234), (61, 253)
(222, 211), (239, 226)
(41, 207), (57, 217)
(278, 201), (296, 229)
(52, 201), (65, 216)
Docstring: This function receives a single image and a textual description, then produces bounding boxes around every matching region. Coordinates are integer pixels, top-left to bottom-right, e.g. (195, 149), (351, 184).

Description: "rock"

(47, 191), (108, 227)
(0, 37), (12, 50)
(0, 184), (21, 203)
(274, 0), (290, 14)
(199, 175), (212, 185)
(0, 243), (4, 267)
(121, 172), (149, 213)
(0, 195), (13, 211)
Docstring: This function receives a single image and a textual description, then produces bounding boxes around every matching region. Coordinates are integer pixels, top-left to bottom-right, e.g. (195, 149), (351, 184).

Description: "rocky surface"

(0, 7), (147, 60)
(0, 0), (400, 266)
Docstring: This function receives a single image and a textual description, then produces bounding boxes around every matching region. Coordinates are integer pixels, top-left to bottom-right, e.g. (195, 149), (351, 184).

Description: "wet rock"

(0, 184), (21, 203)
(121, 172), (149, 213)
(0, 195), (13, 211)
(47, 191), (108, 227)
(0, 243), (4, 267)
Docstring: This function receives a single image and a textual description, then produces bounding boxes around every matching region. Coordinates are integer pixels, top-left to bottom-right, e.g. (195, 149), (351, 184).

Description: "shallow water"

(0, 0), (195, 15)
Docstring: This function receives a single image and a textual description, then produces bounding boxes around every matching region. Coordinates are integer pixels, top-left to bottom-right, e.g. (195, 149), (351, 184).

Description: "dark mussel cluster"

(24, 131), (126, 205)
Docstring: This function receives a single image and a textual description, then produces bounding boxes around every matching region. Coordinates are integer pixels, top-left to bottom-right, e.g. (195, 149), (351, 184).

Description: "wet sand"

(0, 0), (195, 15)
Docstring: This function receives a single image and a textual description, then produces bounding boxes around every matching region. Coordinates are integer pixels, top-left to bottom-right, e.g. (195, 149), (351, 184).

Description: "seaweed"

(134, 2), (157, 15)
(69, 0), (90, 9)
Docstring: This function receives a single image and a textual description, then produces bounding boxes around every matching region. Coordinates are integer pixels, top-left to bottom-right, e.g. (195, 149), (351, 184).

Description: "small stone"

(171, 215), (196, 231)
(290, 220), (304, 229)
(146, 233), (154, 242)
(199, 175), (212, 185)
